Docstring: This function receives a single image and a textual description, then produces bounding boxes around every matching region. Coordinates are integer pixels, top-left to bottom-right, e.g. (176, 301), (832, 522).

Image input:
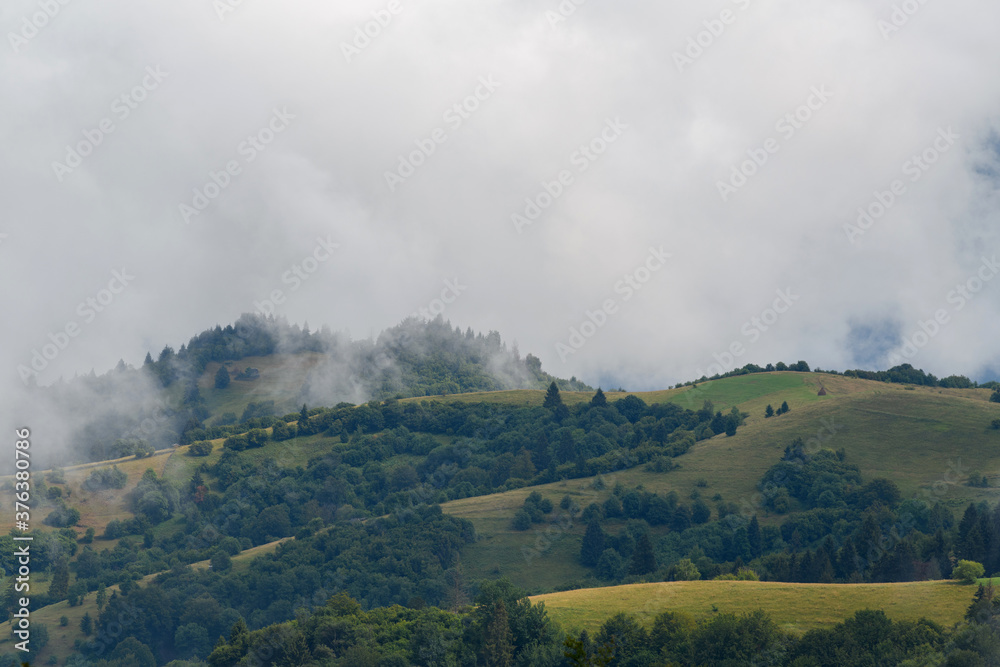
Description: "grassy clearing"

(199, 353), (327, 419)
(531, 579), (979, 635)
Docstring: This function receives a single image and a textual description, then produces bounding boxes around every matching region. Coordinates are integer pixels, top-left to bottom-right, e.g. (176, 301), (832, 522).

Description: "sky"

(3, 0), (1000, 405)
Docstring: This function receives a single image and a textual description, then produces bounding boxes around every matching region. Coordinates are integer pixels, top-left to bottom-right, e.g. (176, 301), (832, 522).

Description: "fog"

(3, 0), (1000, 455)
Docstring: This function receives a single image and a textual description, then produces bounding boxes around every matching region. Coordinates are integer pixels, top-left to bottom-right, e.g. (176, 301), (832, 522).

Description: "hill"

(530, 579), (981, 634)
(6, 365), (1000, 664)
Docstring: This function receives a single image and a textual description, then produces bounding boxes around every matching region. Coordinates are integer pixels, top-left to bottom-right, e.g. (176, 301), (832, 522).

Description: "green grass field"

(530, 579), (980, 635)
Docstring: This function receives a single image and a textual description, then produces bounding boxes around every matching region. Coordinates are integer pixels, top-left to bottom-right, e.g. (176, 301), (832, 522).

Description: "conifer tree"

(483, 599), (514, 667)
(591, 388), (607, 407)
(581, 520), (606, 567)
(629, 533), (657, 576)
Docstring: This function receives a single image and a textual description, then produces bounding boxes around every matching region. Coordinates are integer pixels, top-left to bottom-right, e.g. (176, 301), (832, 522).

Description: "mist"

(3, 0), (1000, 455)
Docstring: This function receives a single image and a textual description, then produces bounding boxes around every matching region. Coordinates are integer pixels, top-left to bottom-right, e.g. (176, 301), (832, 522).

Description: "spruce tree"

(591, 388), (607, 407)
(49, 560), (69, 600)
(629, 533), (657, 576)
(748, 516), (762, 559)
(483, 600), (514, 667)
(580, 520), (606, 567)
(543, 381), (562, 409)
(765, 404), (774, 418)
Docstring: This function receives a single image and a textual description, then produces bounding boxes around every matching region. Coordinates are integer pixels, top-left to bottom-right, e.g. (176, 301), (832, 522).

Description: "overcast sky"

(3, 0), (999, 399)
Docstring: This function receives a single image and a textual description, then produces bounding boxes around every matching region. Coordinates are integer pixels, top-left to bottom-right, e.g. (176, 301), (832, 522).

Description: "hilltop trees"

(543, 382), (570, 421)
(591, 387), (607, 407)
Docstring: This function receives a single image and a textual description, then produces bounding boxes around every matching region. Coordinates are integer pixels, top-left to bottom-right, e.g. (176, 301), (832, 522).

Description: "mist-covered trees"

(214, 364), (230, 389)
(82, 465), (127, 491)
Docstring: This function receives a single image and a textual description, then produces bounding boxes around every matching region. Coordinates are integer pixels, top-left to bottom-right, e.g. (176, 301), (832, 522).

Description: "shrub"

(673, 558), (701, 581)
(82, 466), (127, 491)
(187, 440), (214, 457)
(511, 509), (532, 531)
(955, 560), (985, 584)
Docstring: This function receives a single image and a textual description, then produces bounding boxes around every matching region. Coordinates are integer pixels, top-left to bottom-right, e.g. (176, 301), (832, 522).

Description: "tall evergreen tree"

(837, 539), (860, 580)
(629, 533), (657, 576)
(748, 516), (762, 559)
(543, 382), (563, 410)
(483, 600), (514, 667)
(49, 559), (69, 600)
(581, 520), (606, 567)
(591, 388), (607, 407)
(765, 404), (775, 418)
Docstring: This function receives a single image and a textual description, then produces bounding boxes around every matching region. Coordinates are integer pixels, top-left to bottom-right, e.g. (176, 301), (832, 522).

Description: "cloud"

(3, 0), (1000, 431)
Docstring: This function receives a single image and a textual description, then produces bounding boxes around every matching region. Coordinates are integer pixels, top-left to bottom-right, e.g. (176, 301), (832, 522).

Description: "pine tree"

(748, 516), (762, 559)
(543, 382), (563, 409)
(80, 612), (92, 636)
(629, 533), (657, 576)
(300, 404), (309, 423)
(49, 560), (69, 600)
(778, 401), (790, 415)
(765, 404), (775, 418)
(591, 388), (607, 407)
(483, 600), (514, 667)
(531, 433), (551, 470)
(581, 520), (606, 567)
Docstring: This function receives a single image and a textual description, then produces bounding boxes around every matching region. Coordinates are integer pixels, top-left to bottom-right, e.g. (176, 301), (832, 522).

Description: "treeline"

(555, 442), (1000, 590)
(62, 577), (1000, 666)
(682, 360), (997, 391)
(38, 314), (592, 465)
(145, 313), (591, 401)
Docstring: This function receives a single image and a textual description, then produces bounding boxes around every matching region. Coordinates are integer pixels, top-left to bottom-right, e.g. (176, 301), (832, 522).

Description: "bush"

(82, 466), (127, 491)
(187, 440), (214, 457)
(43, 506), (80, 528)
(511, 509), (532, 531)
(672, 558), (701, 581)
(596, 549), (626, 581)
(955, 560), (985, 584)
